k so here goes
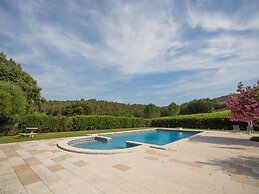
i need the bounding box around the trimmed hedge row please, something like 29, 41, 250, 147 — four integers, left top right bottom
151, 112, 249, 130
13, 114, 150, 134
4, 111, 258, 135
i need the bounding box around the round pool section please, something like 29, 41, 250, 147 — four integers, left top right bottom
57, 129, 201, 154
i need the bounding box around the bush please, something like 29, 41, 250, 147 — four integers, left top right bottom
6, 111, 258, 136
12, 114, 150, 134
0, 81, 27, 135
15, 114, 76, 133
151, 111, 249, 130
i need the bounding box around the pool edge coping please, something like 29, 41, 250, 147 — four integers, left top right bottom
57, 128, 203, 154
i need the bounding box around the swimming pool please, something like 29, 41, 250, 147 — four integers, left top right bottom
69, 129, 200, 150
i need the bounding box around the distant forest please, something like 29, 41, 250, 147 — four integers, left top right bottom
30, 97, 227, 118
31, 99, 146, 117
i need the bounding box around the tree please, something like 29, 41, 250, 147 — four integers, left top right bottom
144, 104, 160, 118
167, 102, 180, 116
226, 82, 259, 132
0, 81, 27, 115
63, 102, 92, 116
0, 51, 41, 104
160, 106, 168, 117
160, 102, 180, 117
0, 81, 27, 134
180, 99, 215, 114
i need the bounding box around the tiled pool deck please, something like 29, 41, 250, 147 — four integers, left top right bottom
0, 131, 259, 194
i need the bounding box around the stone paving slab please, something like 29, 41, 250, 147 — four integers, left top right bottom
0, 131, 259, 194
14, 164, 41, 186
113, 164, 131, 171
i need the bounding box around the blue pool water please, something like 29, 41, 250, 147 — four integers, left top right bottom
70, 129, 200, 150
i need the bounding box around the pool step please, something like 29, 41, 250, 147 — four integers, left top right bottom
95, 135, 111, 142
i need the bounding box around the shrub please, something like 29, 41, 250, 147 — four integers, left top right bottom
151, 111, 250, 130
7, 111, 257, 136
12, 114, 149, 134
0, 81, 27, 135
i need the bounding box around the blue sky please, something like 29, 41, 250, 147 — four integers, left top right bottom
0, 0, 259, 106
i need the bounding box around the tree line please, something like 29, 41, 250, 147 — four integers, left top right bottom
29, 97, 225, 118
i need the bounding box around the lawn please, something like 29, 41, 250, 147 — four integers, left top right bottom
0, 127, 150, 144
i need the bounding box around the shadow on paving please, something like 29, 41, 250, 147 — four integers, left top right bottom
211, 146, 247, 150
190, 135, 259, 147
197, 156, 259, 180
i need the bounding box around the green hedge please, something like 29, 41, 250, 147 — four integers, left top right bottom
14, 114, 73, 133
151, 112, 249, 130
3, 111, 258, 135
13, 114, 150, 134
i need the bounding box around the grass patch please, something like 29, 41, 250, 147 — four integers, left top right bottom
0, 127, 150, 144
250, 136, 259, 142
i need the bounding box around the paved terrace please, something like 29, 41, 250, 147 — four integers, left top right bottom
0, 131, 259, 194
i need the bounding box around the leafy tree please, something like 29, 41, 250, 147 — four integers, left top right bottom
144, 104, 160, 118
63, 102, 92, 116
167, 102, 180, 116
0, 51, 41, 104
160, 106, 168, 117
0, 81, 27, 134
180, 98, 215, 114
160, 102, 180, 117
226, 82, 259, 132
0, 81, 27, 115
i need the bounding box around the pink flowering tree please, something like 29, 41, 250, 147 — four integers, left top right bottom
226, 82, 259, 132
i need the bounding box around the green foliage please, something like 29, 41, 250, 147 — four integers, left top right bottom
167, 102, 180, 116
0, 82, 28, 135
31, 99, 145, 117
5, 111, 259, 136
144, 104, 160, 118
151, 111, 249, 130
13, 114, 150, 134
63, 102, 92, 116
0, 81, 27, 115
0, 52, 41, 104
29, 97, 227, 118
160, 102, 180, 117
15, 114, 73, 133
160, 106, 168, 117
180, 98, 216, 114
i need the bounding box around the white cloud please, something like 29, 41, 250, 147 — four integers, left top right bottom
89, 1, 179, 75
186, 2, 259, 31
0, 0, 259, 103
